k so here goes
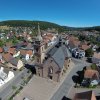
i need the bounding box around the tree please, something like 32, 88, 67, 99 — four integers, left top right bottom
85, 48, 94, 57
0, 40, 4, 47
91, 64, 97, 70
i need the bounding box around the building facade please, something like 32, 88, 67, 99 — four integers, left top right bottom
34, 25, 72, 82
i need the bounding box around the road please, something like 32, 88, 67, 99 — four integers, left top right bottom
50, 58, 91, 100
0, 68, 29, 100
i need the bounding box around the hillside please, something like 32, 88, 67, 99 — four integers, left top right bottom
0, 20, 100, 32
0, 20, 75, 32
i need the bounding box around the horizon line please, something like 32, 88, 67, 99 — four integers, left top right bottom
0, 19, 99, 28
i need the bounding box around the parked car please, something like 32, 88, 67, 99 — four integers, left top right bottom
91, 80, 98, 86
81, 78, 90, 87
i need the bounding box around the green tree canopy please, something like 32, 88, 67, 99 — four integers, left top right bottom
85, 48, 94, 57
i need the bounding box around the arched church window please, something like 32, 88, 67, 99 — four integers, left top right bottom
49, 67, 53, 74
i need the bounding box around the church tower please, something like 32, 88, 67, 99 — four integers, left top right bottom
34, 23, 45, 64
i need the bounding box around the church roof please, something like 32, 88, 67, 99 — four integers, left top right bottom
52, 47, 65, 69
47, 41, 71, 69
36, 23, 43, 41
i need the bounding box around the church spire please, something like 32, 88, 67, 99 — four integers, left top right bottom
37, 23, 43, 41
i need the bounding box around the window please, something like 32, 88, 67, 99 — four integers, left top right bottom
42, 47, 44, 51
48, 67, 53, 74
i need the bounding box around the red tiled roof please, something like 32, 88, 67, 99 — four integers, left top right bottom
20, 50, 26, 56
84, 69, 99, 79
80, 44, 90, 50
20, 49, 33, 56
26, 50, 33, 56
42, 33, 55, 43
2, 53, 13, 62
8, 47, 16, 54
69, 36, 78, 41
0, 47, 3, 53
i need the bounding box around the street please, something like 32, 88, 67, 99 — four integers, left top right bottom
0, 68, 29, 100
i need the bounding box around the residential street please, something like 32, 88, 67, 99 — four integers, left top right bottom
0, 68, 29, 100
50, 58, 91, 100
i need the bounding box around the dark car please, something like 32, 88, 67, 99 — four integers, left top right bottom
81, 78, 90, 87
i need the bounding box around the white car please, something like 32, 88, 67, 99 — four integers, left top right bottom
91, 80, 98, 86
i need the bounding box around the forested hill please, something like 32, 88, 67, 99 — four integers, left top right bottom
0, 20, 73, 32
0, 20, 100, 32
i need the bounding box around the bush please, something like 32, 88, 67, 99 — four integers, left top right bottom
91, 64, 97, 70
89, 85, 97, 88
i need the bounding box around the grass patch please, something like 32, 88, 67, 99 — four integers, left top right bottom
88, 85, 97, 89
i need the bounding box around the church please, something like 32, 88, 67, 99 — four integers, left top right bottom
34, 24, 72, 82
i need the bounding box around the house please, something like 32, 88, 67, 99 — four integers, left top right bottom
26, 43, 33, 49
8, 58, 24, 70
2, 53, 23, 69
0, 54, 4, 63
27, 34, 32, 42
0, 67, 14, 86
73, 91, 96, 100
20, 49, 34, 61
72, 48, 85, 58
2, 53, 13, 62
42, 33, 57, 47
92, 52, 100, 64
0, 47, 3, 53
79, 44, 90, 51
8, 47, 16, 55
68, 37, 80, 52
0, 54, 2, 61
84, 69, 99, 80
15, 41, 28, 49
13, 51, 21, 58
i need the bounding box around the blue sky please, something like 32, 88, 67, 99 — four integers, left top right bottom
0, 0, 100, 27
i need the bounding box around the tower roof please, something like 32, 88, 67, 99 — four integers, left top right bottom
37, 23, 43, 41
